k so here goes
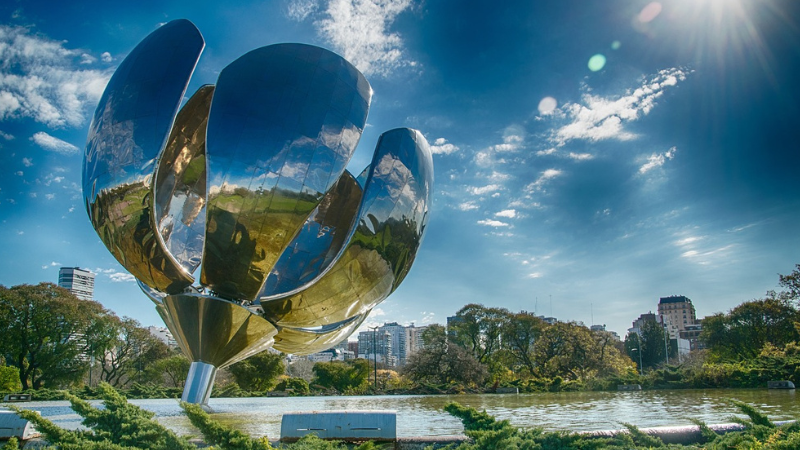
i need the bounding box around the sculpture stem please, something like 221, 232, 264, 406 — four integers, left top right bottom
182, 361, 217, 405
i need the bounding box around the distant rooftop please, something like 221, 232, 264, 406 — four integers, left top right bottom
659, 295, 692, 304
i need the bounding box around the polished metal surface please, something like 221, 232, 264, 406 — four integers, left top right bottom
201, 43, 372, 302
154, 85, 214, 275
83, 19, 432, 404
159, 293, 277, 368
182, 361, 217, 405
83, 19, 204, 293
259, 128, 434, 328
273, 312, 368, 355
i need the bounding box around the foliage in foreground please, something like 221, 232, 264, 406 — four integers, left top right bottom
5, 382, 800, 450
2, 382, 382, 450
441, 401, 800, 450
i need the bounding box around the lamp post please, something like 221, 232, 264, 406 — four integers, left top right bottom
632, 333, 644, 374
369, 326, 379, 392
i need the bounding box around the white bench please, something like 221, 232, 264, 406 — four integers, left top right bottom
280, 410, 396, 441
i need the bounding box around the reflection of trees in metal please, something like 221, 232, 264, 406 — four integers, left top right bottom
82, 19, 433, 404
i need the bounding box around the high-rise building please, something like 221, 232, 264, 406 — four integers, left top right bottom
657, 295, 697, 333
357, 328, 393, 365
147, 326, 177, 347
406, 324, 427, 356
58, 267, 95, 301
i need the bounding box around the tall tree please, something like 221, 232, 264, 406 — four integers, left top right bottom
312, 359, 370, 392
402, 324, 488, 386
501, 312, 546, 375
701, 297, 800, 360
448, 304, 508, 364
0, 283, 108, 389
92, 317, 170, 387
624, 320, 668, 371
227, 350, 285, 391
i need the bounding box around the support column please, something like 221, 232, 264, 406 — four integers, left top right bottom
182, 361, 217, 405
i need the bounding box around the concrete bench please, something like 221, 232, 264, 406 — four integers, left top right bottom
280, 410, 396, 442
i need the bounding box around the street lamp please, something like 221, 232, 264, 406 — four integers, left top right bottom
369, 326, 379, 392
633, 334, 644, 374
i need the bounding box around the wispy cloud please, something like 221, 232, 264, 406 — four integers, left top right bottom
30, 132, 79, 155
551, 68, 688, 146
0, 130, 14, 140
495, 209, 517, 218
477, 219, 509, 227
469, 184, 502, 195
40, 261, 61, 269
303, 0, 416, 76
0, 25, 112, 128
458, 201, 479, 211
430, 137, 459, 155
22, 157, 32, 167
524, 169, 562, 193
109, 272, 136, 282
639, 146, 677, 174
286, 0, 318, 20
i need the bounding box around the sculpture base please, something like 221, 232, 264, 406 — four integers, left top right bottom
182, 361, 217, 405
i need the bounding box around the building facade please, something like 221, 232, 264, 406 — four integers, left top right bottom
657, 295, 697, 332
58, 267, 96, 301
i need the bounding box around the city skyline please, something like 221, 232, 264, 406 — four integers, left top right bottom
1, 0, 799, 338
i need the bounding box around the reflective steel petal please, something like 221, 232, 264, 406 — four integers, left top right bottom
154, 85, 214, 275
83, 19, 204, 293
272, 312, 368, 355
259, 170, 362, 298
158, 293, 278, 368
259, 128, 433, 328
201, 44, 372, 302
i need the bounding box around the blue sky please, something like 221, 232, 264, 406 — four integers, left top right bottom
1, 0, 799, 339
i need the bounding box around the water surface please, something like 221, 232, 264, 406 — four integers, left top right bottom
5, 389, 797, 438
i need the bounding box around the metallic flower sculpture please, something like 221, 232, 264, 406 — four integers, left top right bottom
82, 19, 433, 405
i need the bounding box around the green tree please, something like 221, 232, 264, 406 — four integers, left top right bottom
87, 316, 170, 387
402, 324, 488, 386
701, 297, 800, 360
0, 283, 110, 389
312, 359, 370, 392
0, 364, 22, 391
624, 320, 668, 371
500, 312, 546, 375
448, 304, 508, 364
144, 354, 191, 388
227, 351, 285, 392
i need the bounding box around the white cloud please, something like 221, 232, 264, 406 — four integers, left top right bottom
458, 201, 479, 211
0, 130, 14, 140
488, 171, 510, 181
287, 0, 319, 20
15, 170, 23, 176
551, 68, 688, 146
109, 272, 136, 282
524, 168, 562, 192
495, 209, 517, 218
526, 272, 542, 279
315, 0, 415, 76
45, 193, 55, 200
0, 25, 112, 127
477, 219, 509, 227
430, 137, 459, 155
30, 132, 79, 155
639, 146, 677, 174
79, 53, 96, 65
100, 52, 113, 63
22, 157, 32, 166
469, 184, 502, 195
568, 152, 593, 161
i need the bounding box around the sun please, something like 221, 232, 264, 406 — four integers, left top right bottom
637, 0, 786, 85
